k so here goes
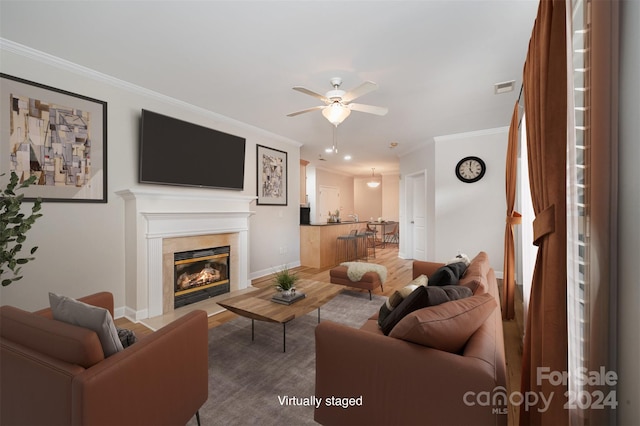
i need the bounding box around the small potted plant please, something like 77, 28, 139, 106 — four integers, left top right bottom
273, 265, 299, 297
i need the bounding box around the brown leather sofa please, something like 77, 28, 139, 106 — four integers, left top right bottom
0, 292, 209, 426
315, 252, 507, 426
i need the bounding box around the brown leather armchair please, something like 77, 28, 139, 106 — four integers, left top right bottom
0, 292, 209, 426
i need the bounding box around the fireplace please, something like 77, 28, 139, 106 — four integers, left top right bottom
174, 246, 230, 308
117, 188, 253, 320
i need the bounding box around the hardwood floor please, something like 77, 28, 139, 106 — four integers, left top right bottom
115, 245, 523, 425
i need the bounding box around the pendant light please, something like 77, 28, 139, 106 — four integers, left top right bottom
367, 168, 380, 188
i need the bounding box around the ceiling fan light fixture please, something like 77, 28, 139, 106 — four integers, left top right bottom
322, 102, 351, 126
367, 168, 380, 188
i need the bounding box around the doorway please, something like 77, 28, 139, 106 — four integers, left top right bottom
404, 171, 427, 261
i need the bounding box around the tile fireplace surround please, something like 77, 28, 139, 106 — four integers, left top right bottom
118, 188, 255, 321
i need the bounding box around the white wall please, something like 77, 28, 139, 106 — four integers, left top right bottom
0, 43, 301, 313
398, 128, 507, 270
433, 128, 507, 269
617, 0, 640, 422
354, 177, 382, 222
381, 173, 400, 223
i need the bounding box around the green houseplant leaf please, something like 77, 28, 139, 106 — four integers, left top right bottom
272, 265, 299, 291
1, 172, 43, 286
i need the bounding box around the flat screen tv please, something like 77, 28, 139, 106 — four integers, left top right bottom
139, 109, 246, 190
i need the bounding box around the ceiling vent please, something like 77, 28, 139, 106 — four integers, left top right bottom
494, 80, 516, 94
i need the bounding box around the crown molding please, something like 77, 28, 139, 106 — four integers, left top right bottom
433, 126, 510, 143
0, 38, 302, 148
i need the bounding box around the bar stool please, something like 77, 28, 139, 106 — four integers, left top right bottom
363, 226, 376, 259
335, 229, 358, 264
355, 231, 369, 261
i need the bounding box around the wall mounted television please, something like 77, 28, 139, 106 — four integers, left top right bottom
139, 109, 246, 190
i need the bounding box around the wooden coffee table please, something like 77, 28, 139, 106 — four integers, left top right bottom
217, 279, 341, 352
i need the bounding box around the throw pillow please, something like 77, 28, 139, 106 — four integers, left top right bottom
49, 293, 124, 357
447, 253, 471, 266
379, 285, 472, 335
117, 327, 138, 348
389, 293, 497, 353
428, 262, 468, 286
377, 275, 428, 326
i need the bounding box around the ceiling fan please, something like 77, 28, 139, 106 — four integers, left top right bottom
287, 77, 388, 126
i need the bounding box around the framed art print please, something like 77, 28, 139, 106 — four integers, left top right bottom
257, 144, 287, 205
0, 73, 107, 202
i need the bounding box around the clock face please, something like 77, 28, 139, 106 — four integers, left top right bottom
455, 156, 486, 183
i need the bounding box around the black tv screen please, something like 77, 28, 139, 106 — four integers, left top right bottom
139, 110, 246, 190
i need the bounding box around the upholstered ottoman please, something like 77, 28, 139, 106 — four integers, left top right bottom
329, 263, 386, 300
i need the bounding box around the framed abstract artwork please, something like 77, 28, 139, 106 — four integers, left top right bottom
0, 73, 107, 202
256, 144, 287, 205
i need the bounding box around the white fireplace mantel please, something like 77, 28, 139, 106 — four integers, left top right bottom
117, 188, 255, 320
143, 211, 252, 238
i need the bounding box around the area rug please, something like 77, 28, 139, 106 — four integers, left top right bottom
186, 289, 384, 426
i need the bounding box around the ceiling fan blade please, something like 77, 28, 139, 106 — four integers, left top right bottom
286, 105, 325, 117
348, 103, 389, 116
292, 86, 329, 103
341, 81, 378, 103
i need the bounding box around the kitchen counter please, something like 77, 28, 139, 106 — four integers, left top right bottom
301, 221, 368, 226
300, 221, 369, 268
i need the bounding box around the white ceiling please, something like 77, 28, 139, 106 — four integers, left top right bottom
0, 0, 539, 177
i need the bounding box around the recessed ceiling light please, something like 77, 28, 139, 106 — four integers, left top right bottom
494, 80, 516, 94
325, 148, 334, 153
343, 155, 352, 160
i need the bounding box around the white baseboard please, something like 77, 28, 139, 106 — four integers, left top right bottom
117, 306, 148, 322
250, 260, 302, 281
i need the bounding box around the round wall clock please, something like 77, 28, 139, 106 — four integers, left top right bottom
455, 156, 486, 183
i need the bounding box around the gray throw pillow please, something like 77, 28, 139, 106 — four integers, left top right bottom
49, 292, 124, 357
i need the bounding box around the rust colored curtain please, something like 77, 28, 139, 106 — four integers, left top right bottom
520, 0, 568, 424
502, 102, 522, 320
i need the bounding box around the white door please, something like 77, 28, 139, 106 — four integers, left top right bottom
318, 185, 340, 223
406, 171, 427, 260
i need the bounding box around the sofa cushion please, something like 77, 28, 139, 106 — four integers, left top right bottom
0, 305, 105, 368
458, 251, 491, 294
379, 285, 471, 335
377, 275, 427, 326
49, 293, 124, 357
389, 293, 497, 353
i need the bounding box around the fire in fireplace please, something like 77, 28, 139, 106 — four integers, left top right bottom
174, 246, 230, 308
